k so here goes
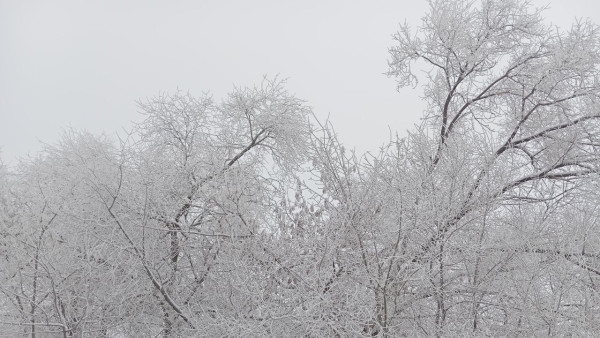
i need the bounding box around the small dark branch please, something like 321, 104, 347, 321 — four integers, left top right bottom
183, 245, 220, 306
261, 245, 309, 288
244, 108, 254, 140
415, 52, 448, 72
494, 247, 600, 276
106, 207, 195, 329
502, 115, 600, 152
227, 128, 270, 167
496, 103, 542, 157
323, 263, 345, 294
500, 166, 593, 196
166, 222, 180, 264
108, 164, 124, 211
444, 54, 542, 143
142, 224, 254, 238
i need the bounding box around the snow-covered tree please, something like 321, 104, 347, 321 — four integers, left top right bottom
1, 1, 600, 337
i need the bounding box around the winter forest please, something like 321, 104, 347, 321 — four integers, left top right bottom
2, 0, 600, 336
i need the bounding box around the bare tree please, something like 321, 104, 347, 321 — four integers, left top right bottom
361, 0, 600, 335
2, 1, 600, 336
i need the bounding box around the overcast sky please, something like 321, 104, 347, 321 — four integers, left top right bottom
1, 0, 599, 167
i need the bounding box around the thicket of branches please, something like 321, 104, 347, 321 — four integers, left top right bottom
2, 0, 600, 336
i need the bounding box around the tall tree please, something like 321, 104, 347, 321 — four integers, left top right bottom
2, 1, 600, 337
366, 0, 600, 335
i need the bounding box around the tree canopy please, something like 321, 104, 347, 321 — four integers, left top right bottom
2, 0, 600, 337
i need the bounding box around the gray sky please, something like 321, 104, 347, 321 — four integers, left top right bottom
1, 0, 599, 167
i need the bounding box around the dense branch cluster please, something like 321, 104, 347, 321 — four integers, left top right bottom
1, 1, 600, 336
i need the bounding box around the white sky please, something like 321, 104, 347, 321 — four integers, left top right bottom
1, 0, 599, 167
